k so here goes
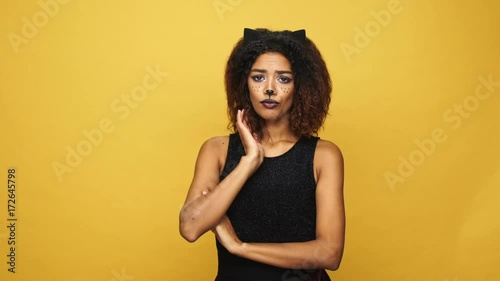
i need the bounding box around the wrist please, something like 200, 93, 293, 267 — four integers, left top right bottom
240, 155, 262, 173
233, 241, 248, 257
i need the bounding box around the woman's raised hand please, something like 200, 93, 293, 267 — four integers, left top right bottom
236, 109, 264, 171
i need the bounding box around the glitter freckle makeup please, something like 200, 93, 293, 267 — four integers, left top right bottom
281, 87, 290, 93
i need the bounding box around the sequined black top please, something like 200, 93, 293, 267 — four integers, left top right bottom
215, 133, 330, 281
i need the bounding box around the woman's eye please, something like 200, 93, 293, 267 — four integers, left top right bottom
251, 75, 265, 82
278, 76, 292, 83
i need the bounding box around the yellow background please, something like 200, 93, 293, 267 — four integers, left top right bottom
1, 0, 499, 280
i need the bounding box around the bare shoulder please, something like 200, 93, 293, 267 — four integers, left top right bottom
314, 139, 344, 182
201, 135, 230, 150
315, 139, 343, 162
199, 135, 231, 174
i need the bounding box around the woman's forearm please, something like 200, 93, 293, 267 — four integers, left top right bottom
234, 239, 343, 271
179, 156, 258, 242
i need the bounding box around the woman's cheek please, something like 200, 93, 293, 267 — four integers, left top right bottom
250, 85, 261, 95
280, 86, 293, 95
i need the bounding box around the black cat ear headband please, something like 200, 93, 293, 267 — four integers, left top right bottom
243, 28, 306, 44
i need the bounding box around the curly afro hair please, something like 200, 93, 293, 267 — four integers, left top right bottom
225, 28, 332, 138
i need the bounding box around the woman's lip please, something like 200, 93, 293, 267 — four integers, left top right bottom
260, 99, 279, 104
261, 102, 279, 109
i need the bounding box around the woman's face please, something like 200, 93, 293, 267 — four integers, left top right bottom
247, 52, 294, 123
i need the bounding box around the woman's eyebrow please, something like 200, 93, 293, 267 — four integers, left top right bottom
250, 68, 267, 73
250, 69, 293, 75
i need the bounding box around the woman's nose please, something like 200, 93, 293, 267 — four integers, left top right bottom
266, 89, 275, 96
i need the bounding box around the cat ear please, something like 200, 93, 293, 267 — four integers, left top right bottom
243, 28, 261, 44
291, 29, 306, 42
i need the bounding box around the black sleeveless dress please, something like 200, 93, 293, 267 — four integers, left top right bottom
215, 133, 331, 281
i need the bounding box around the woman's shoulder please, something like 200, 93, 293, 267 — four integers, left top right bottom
315, 139, 343, 162
313, 139, 344, 184
200, 135, 231, 152
198, 135, 232, 174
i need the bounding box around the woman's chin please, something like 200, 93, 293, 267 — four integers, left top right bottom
257, 112, 289, 123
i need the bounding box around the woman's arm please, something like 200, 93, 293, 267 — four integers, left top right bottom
214, 140, 345, 270
179, 109, 264, 242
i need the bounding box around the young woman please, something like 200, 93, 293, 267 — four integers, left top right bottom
179, 28, 345, 281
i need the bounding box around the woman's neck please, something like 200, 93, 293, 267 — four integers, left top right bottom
259, 119, 298, 145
